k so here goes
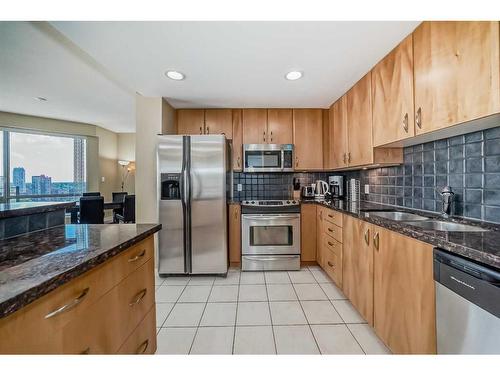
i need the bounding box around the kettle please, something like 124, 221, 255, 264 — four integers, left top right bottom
314, 180, 329, 198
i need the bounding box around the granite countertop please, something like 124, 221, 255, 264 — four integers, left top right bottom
0, 201, 76, 219
0, 223, 161, 319
302, 198, 500, 270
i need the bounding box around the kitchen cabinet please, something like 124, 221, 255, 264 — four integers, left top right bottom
373, 226, 436, 354
372, 35, 415, 146
242, 109, 268, 144
204, 109, 233, 137
315, 205, 343, 287
322, 109, 331, 169
292, 109, 323, 170
267, 109, 293, 144
300, 204, 317, 262
413, 21, 500, 135
232, 109, 243, 171
342, 214, 374, 325
177, 109, 205, 135
228, 203, 241, 264
330, 96, 348, 169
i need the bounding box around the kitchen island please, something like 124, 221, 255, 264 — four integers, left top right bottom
0, 223, 161, 354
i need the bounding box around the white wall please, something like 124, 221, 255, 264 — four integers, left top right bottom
117, 133, 136, 194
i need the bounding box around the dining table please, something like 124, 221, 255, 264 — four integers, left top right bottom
66, 201, 123, 223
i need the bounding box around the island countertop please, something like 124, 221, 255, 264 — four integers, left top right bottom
0, 223, 161, 319
0, 201, 76, 220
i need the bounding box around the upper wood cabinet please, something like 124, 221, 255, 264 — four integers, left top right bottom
373, 226, 436, 354
330, 96, 348, 169
413, 21, 500, 135
232, 109, 243, 171
292, 109, 323, 170
177, 109, 205, 135
372, 35, 415, 146
242, 109, 267, 144
267, 109, 293, 144
204, 109, 233, 138
346, 72, 374, 167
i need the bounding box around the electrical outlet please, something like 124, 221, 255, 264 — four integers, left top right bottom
237, 183, 242, 192
101, 176, 105, 183
364, 184, 370, 194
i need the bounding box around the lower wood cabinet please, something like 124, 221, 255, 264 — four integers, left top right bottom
228, 203, 241, 264
316, 205, 343, 287
300, 204, 317, 262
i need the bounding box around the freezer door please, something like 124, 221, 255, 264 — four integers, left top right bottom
190, 135, 228, 274
157, 136, 186, 275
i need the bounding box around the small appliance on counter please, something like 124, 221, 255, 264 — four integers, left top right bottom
293, 177, 301, 200
348, 178, 360, 202
328, 175, 344, 199
314, 180, 329, 199
301, 185, 315, 198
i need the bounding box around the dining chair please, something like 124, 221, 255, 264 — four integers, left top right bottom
116, 195, 135, 223
79, 196, 104, 224
82, 192, 101, 197
112, 192, 128, 223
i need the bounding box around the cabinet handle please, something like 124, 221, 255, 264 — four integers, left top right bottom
237, 156, 241, 167
129, 288, 148, 307
199, 126, 203, 134
343, 153, 347, 164
327, 241, 334, 246
327, 227, 333, 233
295, 157, 299, 167
373, 232, 380, 251
207, 126, 210, 134
403, 113, 409, 133
263, 131, 266, 142
44, 287, 90, 319
128, 249, 146, 262
416, 107, 422, 129
364, 228, 370, 245
270, 131, 273, 143
136, 339, 149, 354
328, 214, 333, 218
347, 152, 351, 163
327, 261, 334, 268
81, 347, 90, 355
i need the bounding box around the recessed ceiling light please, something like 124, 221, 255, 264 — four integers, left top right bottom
35, 96, 47, 101
165, 70, 185, 80
285, 71, 303, 81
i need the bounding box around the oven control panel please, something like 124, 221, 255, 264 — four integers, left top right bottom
241, 199, 299, 207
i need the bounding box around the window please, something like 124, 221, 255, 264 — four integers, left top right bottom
1, 129, 86, 203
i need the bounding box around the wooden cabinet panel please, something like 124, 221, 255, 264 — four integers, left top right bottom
232, 109, 243, 171
118, 306, 156, 354
205, 109, 233, 138
316, 206, 325, 268
323, 245, 342, 287
322, 221, 342, 243
242, 109, 267, 144
346, 72, 373, 166
228, 203, 241, 264
300, 204, 317, 262
373, 226, 436, 354
177, 109, 205, 135
372, 35, 415, 146
322, 109, 331, 169
330, 97, 348, 169
293, 109, 323, 170
342, 215, 374, 325
267, 109, 293, 144
323, 208, 343, 227
413, 21, 500, 134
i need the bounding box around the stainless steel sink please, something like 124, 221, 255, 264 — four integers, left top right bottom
407, 220, 488, 232
367, 211, 430, 221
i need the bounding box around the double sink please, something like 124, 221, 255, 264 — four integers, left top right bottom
364, 210, 488, 232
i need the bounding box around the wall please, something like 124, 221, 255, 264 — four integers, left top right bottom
95, 126, 119, 201
117, 133, 136, 194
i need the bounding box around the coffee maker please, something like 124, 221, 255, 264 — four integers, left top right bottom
328, 176, 344, 199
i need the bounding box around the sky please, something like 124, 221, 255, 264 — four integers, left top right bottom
9, 132, 75, 182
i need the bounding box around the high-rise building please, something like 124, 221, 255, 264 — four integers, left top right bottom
32, 175, 52, 195
12, 167, 26, 193
74, 138, 86, 192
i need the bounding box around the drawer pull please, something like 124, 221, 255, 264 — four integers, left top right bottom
327, 261, 334, 268
328, 214, 333, 218
327, 228, 333, 232
129, 288, 148, 307
44, 287, 90, 319
136, 339, 149, 354
81, 347, 90, 355
364, 229, 370, 245
327, 241, 334, 246
373, 232, 380, 251
128, 250, 146, 262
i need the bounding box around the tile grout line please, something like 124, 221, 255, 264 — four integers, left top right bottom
158, 278, 191, 329
264, 271, 278, 355
344, 322, 367, 355
231, 269, 241, 354
187, 277, 216, 354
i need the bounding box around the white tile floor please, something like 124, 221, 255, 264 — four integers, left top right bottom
154, 266, 391, 355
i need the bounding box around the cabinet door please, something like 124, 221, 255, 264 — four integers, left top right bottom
242, 109, 267, 144
316, 206, 325, 267
347, 73, 373, 166
267, 109, 293, 144
330, 96, 348, 169
373, 226, 436, 354
372, 35, 415, 146
177, 109, 205, 135
205, 109, 233, 138
292, 109, 323, 170
413, 21, 500, 134
342, 215, 374, 325
300, 204, 317, 262
228, 204, 241, 264
232, 109, 243, 171
322, 109, 331, 169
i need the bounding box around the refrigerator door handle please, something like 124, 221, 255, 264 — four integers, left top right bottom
181, 136, 192, 274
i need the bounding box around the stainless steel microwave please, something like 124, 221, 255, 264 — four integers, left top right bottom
243, 144, 294, 172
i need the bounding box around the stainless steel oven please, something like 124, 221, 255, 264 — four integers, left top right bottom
243, 144, 294, 172
241, 200, 300, 271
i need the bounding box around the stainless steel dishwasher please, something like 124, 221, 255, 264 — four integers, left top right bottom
433, 248, 500, 354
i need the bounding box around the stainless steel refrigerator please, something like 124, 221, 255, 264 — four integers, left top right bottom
157, 135, 228, 275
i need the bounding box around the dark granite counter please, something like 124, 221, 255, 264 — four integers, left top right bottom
0, 201, 75, 220
0, 223, 161, 319
302, 198, 500, 270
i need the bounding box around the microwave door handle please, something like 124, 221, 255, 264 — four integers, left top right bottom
281, 149, 285, 171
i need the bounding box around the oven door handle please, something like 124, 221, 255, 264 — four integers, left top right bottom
243, 256, 299, 261
242, 214, 300, 220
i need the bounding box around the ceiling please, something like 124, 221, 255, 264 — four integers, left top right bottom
1, 21, 420, 133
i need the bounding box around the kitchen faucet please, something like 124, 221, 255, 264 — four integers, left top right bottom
437, 186, 455, 217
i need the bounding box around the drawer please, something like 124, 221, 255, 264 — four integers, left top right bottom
324, 209, 343, 227
118, 306, 157, 354
323, 220, 343, 243
62, 258, 155, 354
323, 237, 342, 258
241, 255, 300, 271
322, 246, 342, 288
